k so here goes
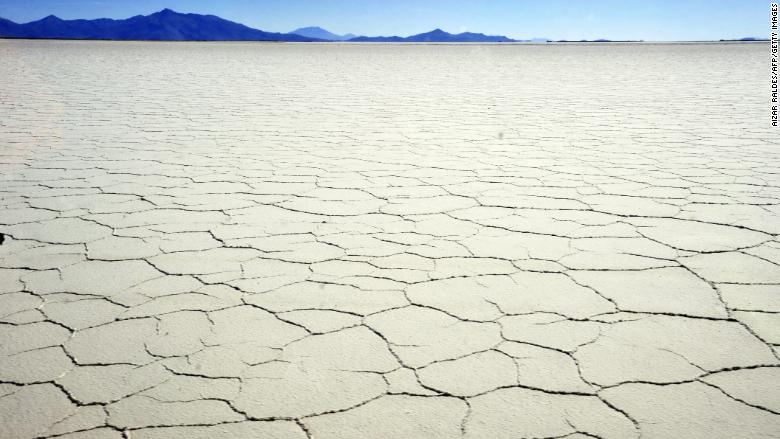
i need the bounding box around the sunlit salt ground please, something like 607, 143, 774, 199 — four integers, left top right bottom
0, 40, 778, 438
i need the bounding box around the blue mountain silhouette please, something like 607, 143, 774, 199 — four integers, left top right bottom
292, 26, 355, 41
0, 9, 518, 42
349, 28, 515, 42
0, 9, 320, 41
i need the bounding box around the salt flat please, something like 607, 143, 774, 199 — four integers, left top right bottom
0, 40, 778, 438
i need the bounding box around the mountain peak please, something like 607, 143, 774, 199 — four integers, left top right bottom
351, 27, 515, 42
40, 15, 62, 21
292, 26, 353, 41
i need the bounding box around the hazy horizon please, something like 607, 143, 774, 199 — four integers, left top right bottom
0, 0, 770, 42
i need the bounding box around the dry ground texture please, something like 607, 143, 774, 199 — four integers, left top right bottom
0, 40, 779, 438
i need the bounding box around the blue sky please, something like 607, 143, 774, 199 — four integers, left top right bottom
0, 0, 770, 40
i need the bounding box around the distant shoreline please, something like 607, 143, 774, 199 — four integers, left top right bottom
0, 37, 769, 44
1, 9, 767, 44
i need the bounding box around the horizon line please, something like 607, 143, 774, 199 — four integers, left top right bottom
0, 8, 768, 43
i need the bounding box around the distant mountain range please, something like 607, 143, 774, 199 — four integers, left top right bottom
719, 37, 769, 41
349, 28, 515, 42
0, 9, 319, 41
292, 26, 355, 41
0, 9, 520, 42
0, 9, 762, 43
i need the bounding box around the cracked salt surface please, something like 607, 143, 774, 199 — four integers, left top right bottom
0, 39, 778, 438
